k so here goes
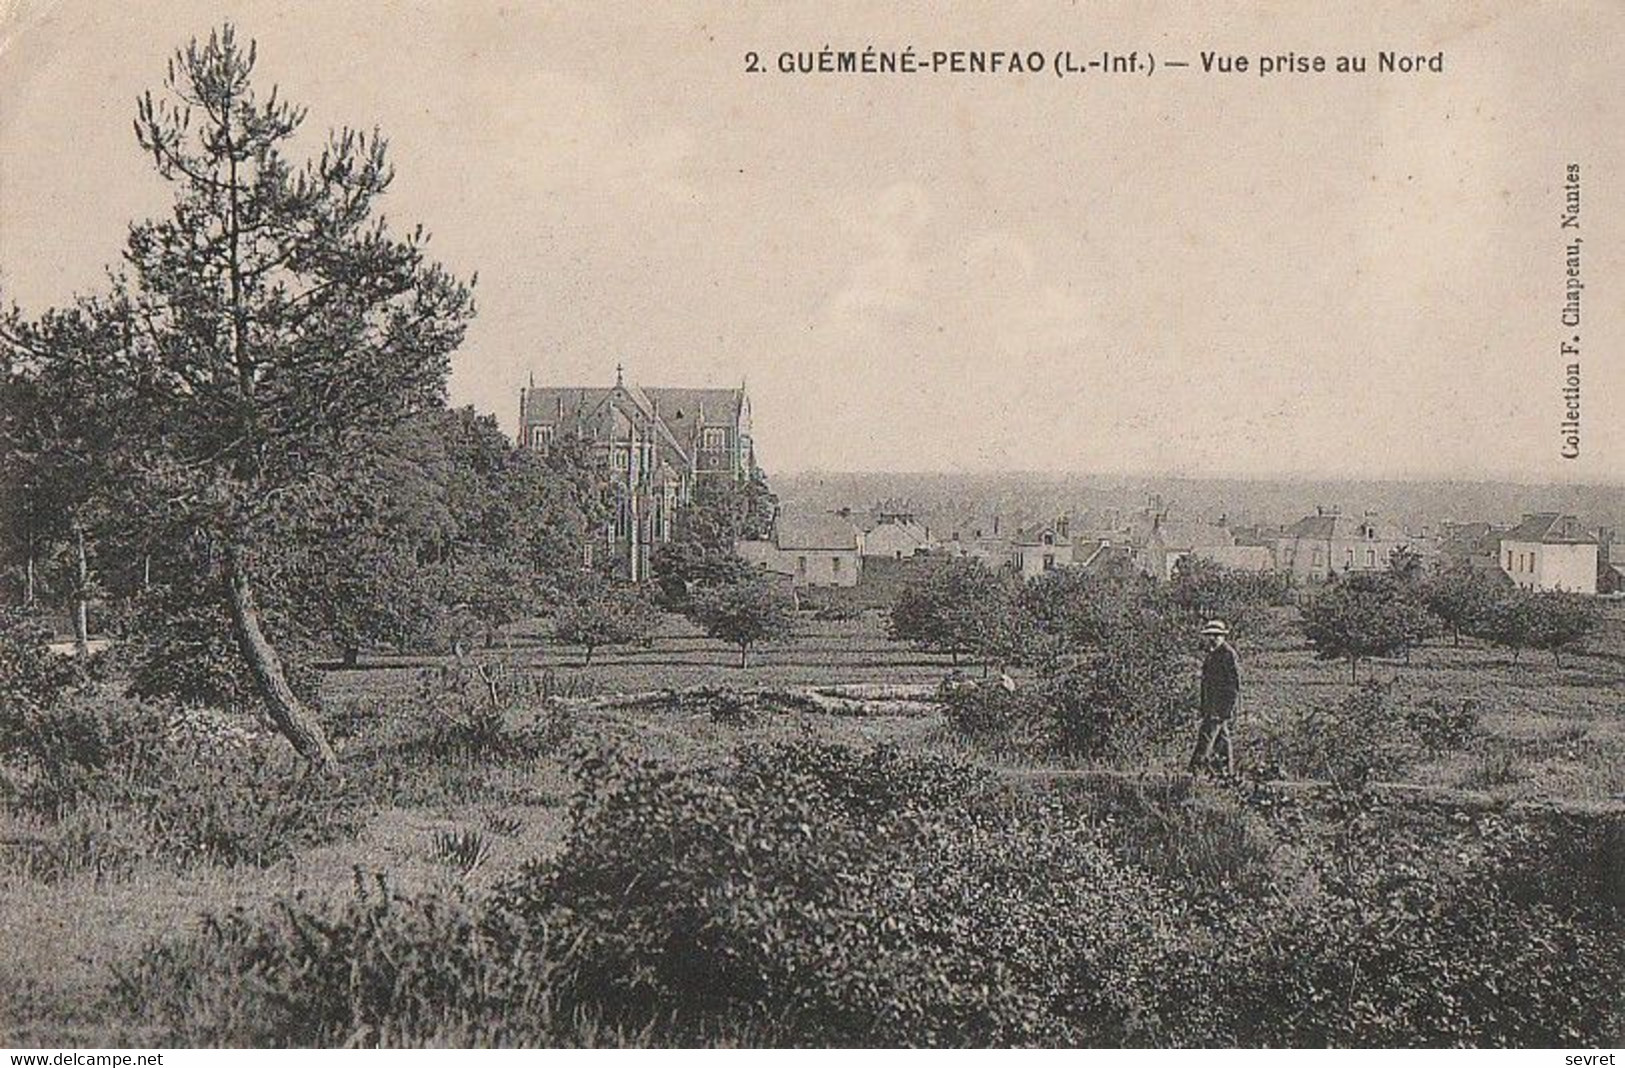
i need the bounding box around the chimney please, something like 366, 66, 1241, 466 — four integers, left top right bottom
1056, 513, 1070, 539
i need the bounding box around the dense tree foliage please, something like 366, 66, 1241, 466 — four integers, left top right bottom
1163, 555, 1289, 639
686, 572, 797, 667
552, 577, 660, 665
1481, 588, 1602, 666
888, 557, 1020, 667
1301, 575, 1439, 681
0, 28, 604, 765
1419, 565, 1506, 645
651, 471, 776, 604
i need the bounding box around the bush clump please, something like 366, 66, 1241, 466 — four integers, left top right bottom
114, 875, 580, 1047
4, 684, 363, 871
108, 742, 1625, 1047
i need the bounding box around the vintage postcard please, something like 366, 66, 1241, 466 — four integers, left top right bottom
1, 0, 1621, 1054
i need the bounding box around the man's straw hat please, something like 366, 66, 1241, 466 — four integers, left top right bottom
1200, 620, 1230, 636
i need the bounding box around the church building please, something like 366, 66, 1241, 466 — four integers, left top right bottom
517, 367, 754, 580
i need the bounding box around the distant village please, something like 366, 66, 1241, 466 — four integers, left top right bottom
516, 372, 1621, 599
737, 498, 1620, 597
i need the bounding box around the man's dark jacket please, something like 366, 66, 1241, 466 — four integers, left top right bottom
1200, 642, 1241, 718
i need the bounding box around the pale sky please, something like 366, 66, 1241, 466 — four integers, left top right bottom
2, 0, 1621, 482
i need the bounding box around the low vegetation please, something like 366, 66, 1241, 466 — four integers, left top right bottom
104, 744, 1624, 1047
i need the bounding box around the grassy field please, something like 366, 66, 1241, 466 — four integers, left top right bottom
2, 603, 1622, 1045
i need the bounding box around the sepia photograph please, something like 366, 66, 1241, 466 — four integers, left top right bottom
0, 0, 1621, 1053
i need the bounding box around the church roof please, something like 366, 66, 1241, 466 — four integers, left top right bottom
642, 387, 745, 444
521, 381, 745, 466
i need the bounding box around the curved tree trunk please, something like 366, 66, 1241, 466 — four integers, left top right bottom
225, 547, 338, 771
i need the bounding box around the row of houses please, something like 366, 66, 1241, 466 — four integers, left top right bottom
737, 497, 1620, 595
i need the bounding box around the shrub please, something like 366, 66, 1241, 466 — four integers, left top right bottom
493, 742, 1192, 1045
939, 674, 1037, 741
106, 743, 1625, 1047
126, 739, 365, 867
4, 688, 364, 868
1041, 612, 1195, 760
1194, 802, 1625, 1047
1253, 681, 1422, 786
113, 876, 580, 1047
413, 660, 575, 762
1, 688, 172, 811
1403, 695, 1482, 753
0, 608, 85, 732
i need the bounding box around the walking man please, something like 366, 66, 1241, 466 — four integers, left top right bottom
1189, 619, 1241, 777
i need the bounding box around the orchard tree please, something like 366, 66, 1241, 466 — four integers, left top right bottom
55, 27, 475, 767
553, 579, 661, 665
1484, 589, 1601, 666
1421, 565, 1505, 646
1520, 591, 1603, 666
687, 572, 796, 668
889, 557, 1018, 667
1302, 578, 1439, 681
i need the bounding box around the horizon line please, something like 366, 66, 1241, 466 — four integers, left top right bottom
762, 468, 1625, 490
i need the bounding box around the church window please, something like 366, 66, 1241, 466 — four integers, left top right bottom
702, 428, 727, 450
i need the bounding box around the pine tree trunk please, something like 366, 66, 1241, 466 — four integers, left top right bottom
73, 525, 90, 657
25, 553, 36, 606
225, 547, 337, 771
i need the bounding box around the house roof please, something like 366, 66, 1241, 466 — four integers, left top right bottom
1438, 522, 1504, 558
1282, 513, 1402, 541
867, 518, 930, 544
1011, 524, 1072, 548
1151, 521, 1235, 550
1501, 513, 1597, 545
776, 510, 861, 551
